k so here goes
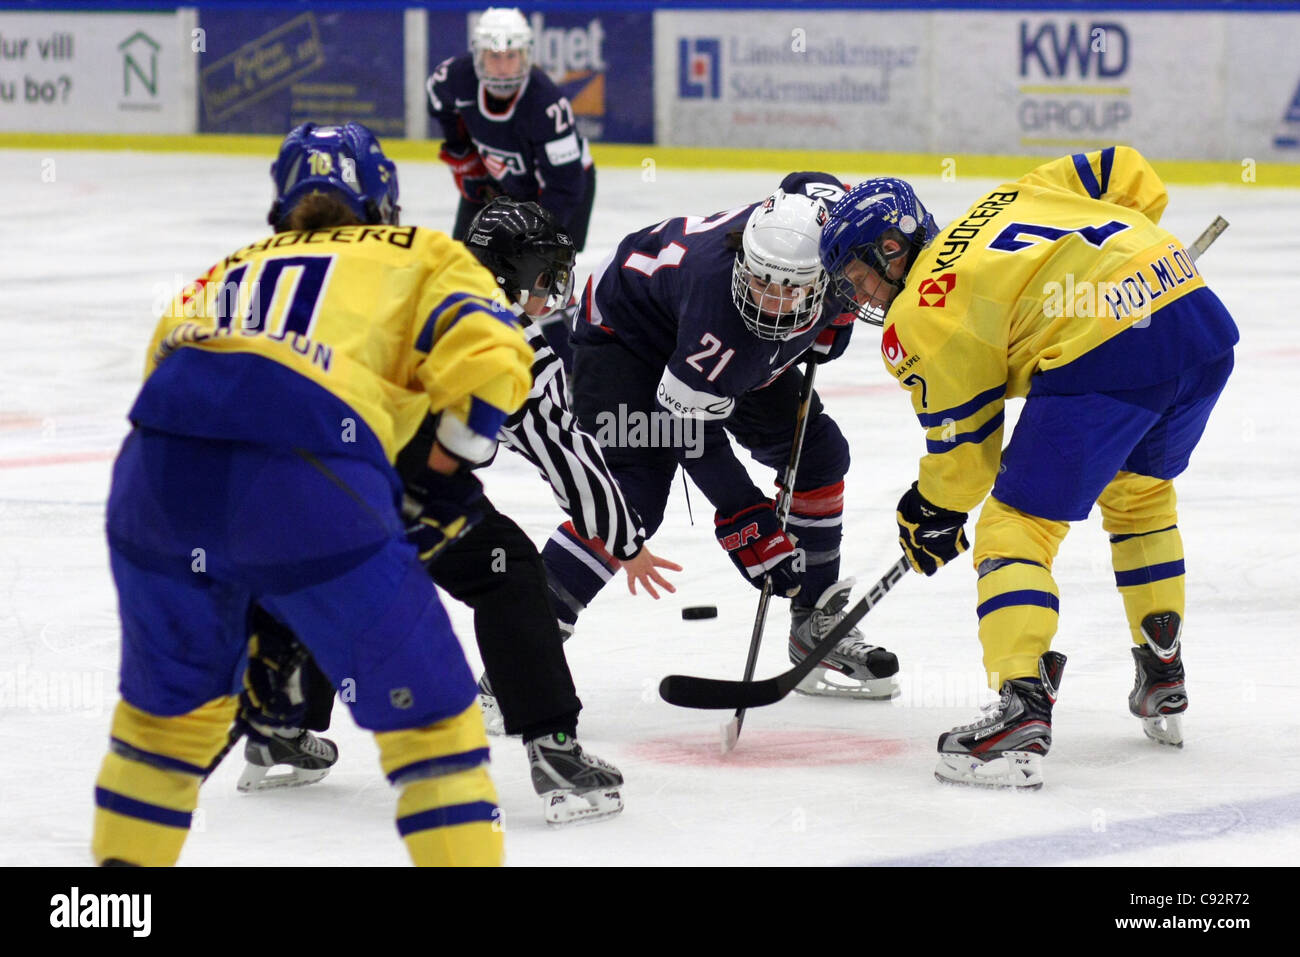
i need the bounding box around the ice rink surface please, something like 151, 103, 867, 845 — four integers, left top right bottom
2, 148, 1297, 867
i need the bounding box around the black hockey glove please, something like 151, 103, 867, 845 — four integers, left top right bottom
896, 481, 968, 576
242, 607, 311, 733
403, 467, 486, 565
715, 501, 803, 598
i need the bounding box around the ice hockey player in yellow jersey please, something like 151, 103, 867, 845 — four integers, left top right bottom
819, 147, 1238, 789
93, 122, 532, 865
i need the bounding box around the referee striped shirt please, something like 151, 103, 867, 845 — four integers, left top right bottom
500, 312, 645, 561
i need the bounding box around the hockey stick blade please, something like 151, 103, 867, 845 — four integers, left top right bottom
660, 671, 787, 710
1188, 216, 1227, 262
659, 557, 910, 710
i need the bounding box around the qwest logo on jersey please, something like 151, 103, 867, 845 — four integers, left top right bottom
678, 38, 721, 99
918, 273, 956, 307
474, 143, 528, 179
881, 325, 907, 366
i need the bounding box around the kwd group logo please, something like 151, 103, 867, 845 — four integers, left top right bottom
1015, 19, 1131, 146
678, 38, 720, 99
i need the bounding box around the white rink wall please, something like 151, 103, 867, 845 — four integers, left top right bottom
4, 2, 1300, 167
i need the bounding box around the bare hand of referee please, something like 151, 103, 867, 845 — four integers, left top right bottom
623, 545, 682, 600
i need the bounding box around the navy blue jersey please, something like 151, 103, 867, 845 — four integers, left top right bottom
576, 172, 851, 420
427, 54, 593, 237
573, 172, 854, 513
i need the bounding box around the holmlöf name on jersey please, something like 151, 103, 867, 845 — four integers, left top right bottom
1043, 243, 1201, 322
1101, 244, 1200, 321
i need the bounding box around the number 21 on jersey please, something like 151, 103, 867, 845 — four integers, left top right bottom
621, 206, 749, 277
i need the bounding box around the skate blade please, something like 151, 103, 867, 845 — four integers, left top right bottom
793, 666, 900, 700
934, 751, 1043, 790
236, 763, 331, 793
541, 788, 624, 827
1141, 714, 1184, 748
478, 694, 506, 737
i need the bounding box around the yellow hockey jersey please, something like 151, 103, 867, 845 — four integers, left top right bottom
882, 146, 1237, 513
130, 225, 534, 468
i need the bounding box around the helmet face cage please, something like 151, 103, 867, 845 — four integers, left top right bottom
730, 256, 828, 341
821, 178, 935, 326
829, 228, 910, 326
730, 190, 831, 341
465, 198, 575, 318
268, 122, 400, 229
472, 7, 533, 98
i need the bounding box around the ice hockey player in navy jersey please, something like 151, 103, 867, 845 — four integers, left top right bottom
427, 7, 595, 369
428, 8, 595, 249
543, 172, 902, 698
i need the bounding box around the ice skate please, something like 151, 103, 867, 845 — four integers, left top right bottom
935, 651, 1065, 790
526, 732, 624, 826
1129, 611, 1186, 748
237, 727, 338, 792
789, 578, 900, 698
477, 674, 506, 736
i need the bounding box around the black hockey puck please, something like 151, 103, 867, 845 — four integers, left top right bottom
682, 605, 718, 620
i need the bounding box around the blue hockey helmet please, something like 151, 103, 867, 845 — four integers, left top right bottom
267, 122, 400, 230
819, 178, 936, 324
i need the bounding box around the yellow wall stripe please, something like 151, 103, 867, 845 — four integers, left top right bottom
3, 133, 1296, 187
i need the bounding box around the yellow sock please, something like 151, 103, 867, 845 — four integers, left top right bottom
375, 702, 503, 867
973, 497, 1069, 687
92, 697, 237, 866
976, 561, 1061, 687
1099, 473, 1185, 645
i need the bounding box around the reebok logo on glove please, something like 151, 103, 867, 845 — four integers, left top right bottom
715, 502, 804, 597
896, 481, 969, 577
720, 522, 761, 551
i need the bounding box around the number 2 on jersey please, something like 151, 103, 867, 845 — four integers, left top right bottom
989, 220, 1129, 253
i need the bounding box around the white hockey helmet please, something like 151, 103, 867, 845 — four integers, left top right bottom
471, 7, 534, 98
731, 190, 831, 341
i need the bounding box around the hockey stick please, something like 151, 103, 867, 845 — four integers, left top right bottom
1189, 216, 1228, 262
721, 360, 819, 750
661, 557, 911, 710
664, 215, 1229, 716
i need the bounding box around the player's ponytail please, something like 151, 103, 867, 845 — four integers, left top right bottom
280, 193, 363, 233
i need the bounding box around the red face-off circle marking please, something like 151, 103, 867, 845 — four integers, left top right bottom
631, 730, 905, 768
